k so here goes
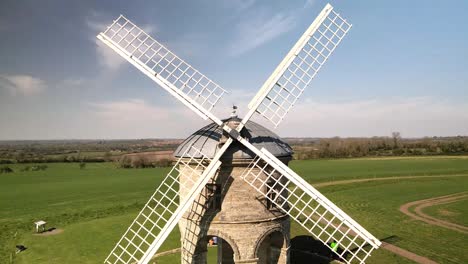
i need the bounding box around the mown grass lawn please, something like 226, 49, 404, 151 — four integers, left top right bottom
290, 156, 468, 183
15, 214, 181, 264
422, 198, 468, 227
0, 162, 170, 222
314, 177, 468, 264
0, 162, 169, 263
2, 156, 467, 263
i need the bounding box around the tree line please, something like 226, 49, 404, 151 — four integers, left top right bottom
1, 135, 467, 166
118, 156, 173, 168
291, 135, 468, 160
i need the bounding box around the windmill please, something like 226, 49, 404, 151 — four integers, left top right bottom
96, 3, 382, 264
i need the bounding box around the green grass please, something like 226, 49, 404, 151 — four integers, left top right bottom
0, 163, 170, 263
2, 156, 468, 263
44, 151, 109, 159
422, 198, 468, 227
0, 162, 170, 222
15, 214, 181, 264
314, 177, 468, 264
290, 156, 468, 183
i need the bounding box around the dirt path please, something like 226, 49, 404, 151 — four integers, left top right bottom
380, 242, 437, 264
33, 228, 64, 236
314, 174, 468, 188
313, 174, 468, 264
399, 192, 468, 234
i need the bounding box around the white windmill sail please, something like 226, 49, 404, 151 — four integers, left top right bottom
244, 3, 352, 127
104, 146, 221, 264
231, 4, 380, 263
96, 3, 381, 264
96, 16, 238, 264
239, 146, 381, 263
97, 15, 227, 121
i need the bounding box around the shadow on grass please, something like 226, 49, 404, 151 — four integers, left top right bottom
290, 235, 402, 264
290, 235, 336, 264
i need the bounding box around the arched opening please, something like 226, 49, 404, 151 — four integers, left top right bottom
290, 235, 337, 263
206, 235, 236, 264
256, 230, 285, 264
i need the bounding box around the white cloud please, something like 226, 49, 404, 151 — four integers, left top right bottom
94, 39, 126, 71
85, 14, 125, 72
2, 94, 466, 139
86, 98, 203, 138
228, 10, 296, 56
303, 0, 316, 8
60, 78, 85, 87
0, 74, 46, 96
84, 96, 468, 138
90, 99, 171, 122
274, 97, 468, 137
85, 16, 106, 33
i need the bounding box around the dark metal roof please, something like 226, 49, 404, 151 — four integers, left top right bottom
174, 117, 293, 159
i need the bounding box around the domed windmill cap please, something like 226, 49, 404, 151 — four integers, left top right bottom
174, 116, 293, 160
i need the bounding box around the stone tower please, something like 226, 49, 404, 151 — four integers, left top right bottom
174, 116, 293, 264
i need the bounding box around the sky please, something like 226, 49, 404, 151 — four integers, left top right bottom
0, 0, 467, 140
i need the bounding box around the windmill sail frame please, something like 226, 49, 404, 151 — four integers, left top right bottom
97, 15, 228, 122
240, 147, 380, 263
96, 3, 381, 264
244, 3, 352, 127
104, 146, 223, 264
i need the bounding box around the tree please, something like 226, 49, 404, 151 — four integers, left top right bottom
155, 158, 172, 167
392, 132, 401, 148
104, 151, 112, 162
0, 166, 13, 173
118, 156, 132, 168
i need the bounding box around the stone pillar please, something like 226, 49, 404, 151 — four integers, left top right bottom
277, 247, 290, 264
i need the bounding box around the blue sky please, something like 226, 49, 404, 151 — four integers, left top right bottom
0, 0, 467, 139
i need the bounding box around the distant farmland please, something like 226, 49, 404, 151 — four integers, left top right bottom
1, 136, 468, 164
1, 156, 467, 263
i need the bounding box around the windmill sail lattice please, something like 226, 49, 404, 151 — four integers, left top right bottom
97, 15, 228, 120
104, 146, 221, 264
246, 3, 351, 127
97, 3, 381, 264
240, 148, 380, 263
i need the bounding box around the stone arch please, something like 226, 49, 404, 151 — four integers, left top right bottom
254, 227, 289, 264
207, 229, 241, 260
254, 227, 289, 254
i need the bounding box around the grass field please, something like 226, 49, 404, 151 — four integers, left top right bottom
422, 198, 468, 227
1, 156, 467, 263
